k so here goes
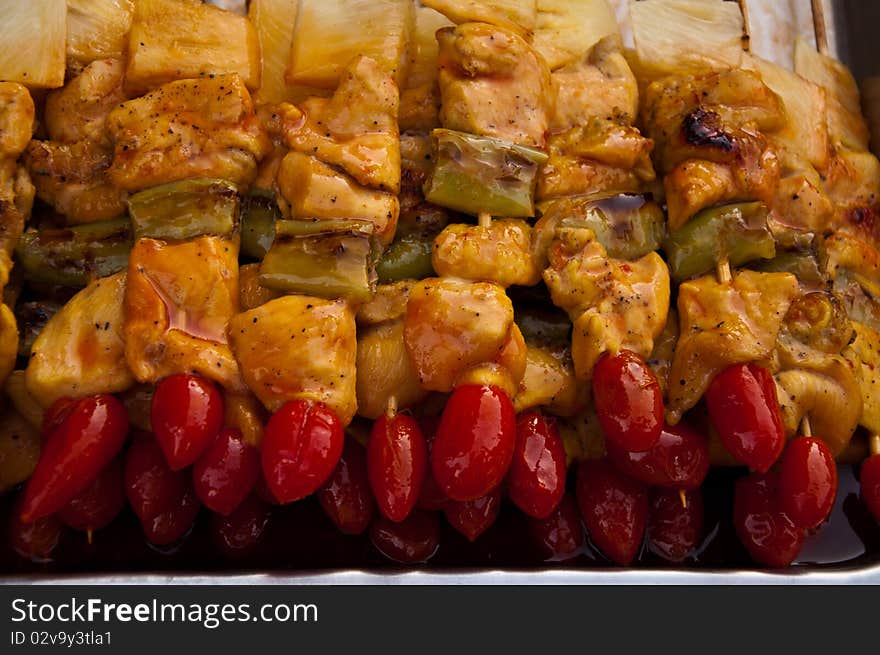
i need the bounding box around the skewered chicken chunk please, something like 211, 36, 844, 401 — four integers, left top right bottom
25, 271, 134, 408
228, 295, 357, 425
403, 277, 519, 392
124, 236, 245, 391
543, 225, 669, 382
436, 22, 553, 148
666, 270, 798, 424
844, 322, 880, 436
107, 74, 271, 192
514, 344, 585, 417
0, 83, 36, 157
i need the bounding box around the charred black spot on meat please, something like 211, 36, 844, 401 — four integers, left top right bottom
682, 108, 733, 151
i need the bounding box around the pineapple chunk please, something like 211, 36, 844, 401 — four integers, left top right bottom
746, 55, 829, 172
534, 0, 620, 71
0, 0, 66, 88
126, 0, 261, 95
630, 0, 745, 79
25, 272, 133, 408
249, 0, 299, 104
421, 0, 537, 36
406, 4, 453, 90
67, 0, 134, 67
287, 0, 413, 89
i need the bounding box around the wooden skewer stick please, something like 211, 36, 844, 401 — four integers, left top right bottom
801, 415, 813, 438
736, 0, 751, 52
478, 212, 492, 228
87, 529, 94, 546
717, 258, 732, 284
870, 434, 880, 457
679, 488, 688, 509
386, 395, 398, 419
811, 0, 830, 56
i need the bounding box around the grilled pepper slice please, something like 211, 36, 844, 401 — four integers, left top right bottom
376, 234, 434, 283
539, 194, 666, 261
128, 178, 239, 241
259, 219, 378, 303
240, 190, 279, 260
423, 129, 548, 218
16, 218, 132, 287
663, 202, 776, 282
751, 250, 824, 286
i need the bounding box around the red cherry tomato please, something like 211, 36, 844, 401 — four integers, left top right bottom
212, 494, 272, 557
734, 472, 805, 568
141, 485, 201, 546
193, 427, 260, 516
59, 457, 125, 533
647, 488, 704, 563
444, 487, 502, 542
21, 394, 129, 522
261, 400, 344, 504
706, 363, 785, 472
370, 510, 440, 563
416, 416, 448, 511
318, 439, 375, 535
10, 496, 62, 562
606, 421, 709, 490
508, 410, 566, 519
151, 374, 224, 470
778, 437, 838, 529
432, 385, 516, 502
41, 397, 76, 439
592, 350, 663, 453
367, 412, 427, 522
860, 454, 880, 522
124, 435, 187, 522
528, 494, 585, 561
576, 458, 648, 566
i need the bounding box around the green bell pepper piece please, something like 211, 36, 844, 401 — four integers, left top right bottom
240, 191, 279, 260
376, 233, 435, 282
128, 178, 239, 241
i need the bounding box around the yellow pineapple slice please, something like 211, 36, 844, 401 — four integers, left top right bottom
249, 0, 309, 104
286, 0, 414, 89
67, 0, 134, 67
126, 0, 261, 95
405, 3, 453, 90
534, 0, 620, 71
421, 0, 537, 36
0, 0, 66, 89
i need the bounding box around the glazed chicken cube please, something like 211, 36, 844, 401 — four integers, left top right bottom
107, 74, 272, 192
404, 277, 516, 392
44, 59, 128, 147
543, 226, 670, 382
843, 322, 880, 436
25, 271, 134, 408
666, 270, 799, 424
431, 218, 541, 287
514, 344, 585, 417
228, 295, 357, 425
0, 83, 35, 158
283, 56, 401, 194
23, 139, 128, 224
124, 236, 244, 391
436, 22, 553, 148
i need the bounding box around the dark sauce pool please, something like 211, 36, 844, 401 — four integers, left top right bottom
1, 466, 878, 577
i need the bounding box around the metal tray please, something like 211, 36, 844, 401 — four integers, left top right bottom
4, 0, 880, 585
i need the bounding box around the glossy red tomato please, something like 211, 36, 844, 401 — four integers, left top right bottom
432, 385, 516, 501
860, 454, 880, 522
606, 421, 709, 490
529, 494, 585, 561
21, 394, 129, 522
261, 399, 344, 504
212, 494, 272, 557
10, 496, 62, 562
443, 487, 502, 542
41, 396, 76, 439
508, 410, 566, 519
367, 412, 427, 522
370, 510, 440, 563
124, 434, 187, 522
193, 427, 260, 516
576, 458, 648, 566
141, 485, 201, 546
151, 374, 224, 470
734, 472, 805, 568
592, 350, 663, 453
647, 488, 704, 563
706, 363, 785, 472
778, 437, 837, 529
318, 439, 375, 535
59, 457, 125, 533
